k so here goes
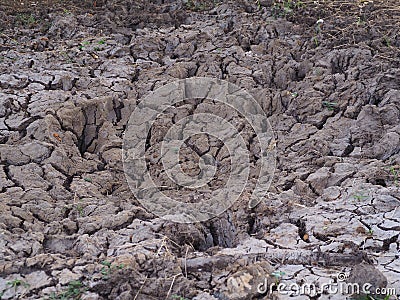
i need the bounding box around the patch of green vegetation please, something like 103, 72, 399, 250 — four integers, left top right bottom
312, 19, 324, 48
352, 192, 368, 201
313, 36, 319, 47
272, 0, 304, 17
322, 101, 338, 111
7, 278, 30, 290
100, 261, 125, 279
183, 0, 221, 11
75, 203, 84, 217
47, 280, 87, 300
0, 278, 30, 298
313, 67, 324, 77
15, 13, 36, 26
78, 41, 91, 50
59, 51, 74, 63
184, 0, 204, 11
98, 39, 106, 45
388, 166, 399, 186
271, 270, 285, 285
63, 200, 86, 217
356, 16, 365, 26
383, 36, 391, 47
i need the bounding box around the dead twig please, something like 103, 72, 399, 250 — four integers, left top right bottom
133, 274, 148, 300
165, 273, 181, 300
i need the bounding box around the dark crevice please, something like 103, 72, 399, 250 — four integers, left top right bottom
112, 98, 124, 124
341, 143, 354, 157
247, 213, 258, 235
62, 175, 74, 193
294, 218, 310, 242
382, 234, 399, 251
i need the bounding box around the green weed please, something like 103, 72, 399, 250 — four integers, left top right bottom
48, 280, 87, 300
78, 41, 91, 50
183, 0, 221, 11
313, 36, 319, 47
352, 192, 368, 201
356, 16, 365, 26
322, 101, 338, 111
388, 166, 399, 186
59, 51, 73, 63
0, 278, 30, 299
7, 279, 29, 289
100, 261, 125, 279
7, 279, 30, 290
272, 0, 304, 17
15, 13, 36, 26
383, 36, 391, 47
75, 204, 84, 217
271, 271, 285, 285
313, 68, 324, 76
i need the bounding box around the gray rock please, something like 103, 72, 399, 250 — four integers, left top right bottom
52, 268, 82, 285
347, 263, 387, 299
306, 167, 331, 195
215, 261, 273, 300
193, 292, 219, 300
269, 223, 299, 249
0, 166, 14, 190
19, 142, 52, 163
8, 163, 50, 190
4, 114, 33, 130
25, 270, 52, 290
81, 292, 101, 300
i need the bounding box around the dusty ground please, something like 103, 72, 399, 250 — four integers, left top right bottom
0, 0, 400, 299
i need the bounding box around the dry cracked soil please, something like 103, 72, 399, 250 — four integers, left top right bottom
0, 0, 400, 299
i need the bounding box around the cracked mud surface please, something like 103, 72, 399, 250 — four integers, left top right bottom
0, 0, 399, 299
